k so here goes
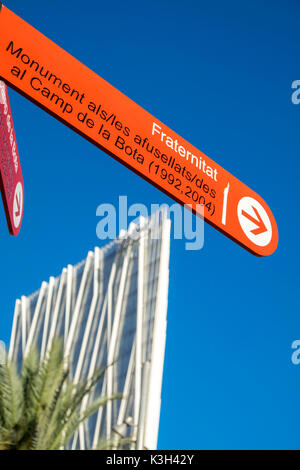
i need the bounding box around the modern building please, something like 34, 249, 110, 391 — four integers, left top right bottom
8, 210, 171, 450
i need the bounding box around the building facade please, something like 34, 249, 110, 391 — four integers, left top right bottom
9, 211, 171, 449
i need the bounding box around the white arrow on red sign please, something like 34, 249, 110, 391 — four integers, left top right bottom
241, 206, 267, 236
237, 197, 272, 248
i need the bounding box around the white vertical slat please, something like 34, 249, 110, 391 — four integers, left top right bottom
134, 221, 145, 442
8, 299, 21, 361
40, 276, 55, 359
106, 246, 131, 440
65, 252, 93, 356
24, 282, 48, 356
76, 248, 101, 449
74, 248, 100, 384
64, 264, 73, 344
143, 216, 171, 450
46, 268, 67, 353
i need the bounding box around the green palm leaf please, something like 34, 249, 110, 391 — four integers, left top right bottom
0, 338, 121, 450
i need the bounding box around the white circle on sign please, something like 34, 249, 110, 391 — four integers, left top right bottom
13, 182, 23, 229
237, 196, 272, 247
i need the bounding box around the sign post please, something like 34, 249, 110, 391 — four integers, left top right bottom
0, 78, 24, 235
0, 3, 278, 254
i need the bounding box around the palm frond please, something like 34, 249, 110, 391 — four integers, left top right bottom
0, 361, 23, 430
0, 337, 121, 450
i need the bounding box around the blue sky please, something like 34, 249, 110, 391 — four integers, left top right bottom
0, 0, 300, 449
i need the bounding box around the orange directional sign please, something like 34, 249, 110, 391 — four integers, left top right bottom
0, 3, 278, 255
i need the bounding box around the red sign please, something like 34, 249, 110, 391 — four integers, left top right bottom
0, 79, 24, 235
0, 5, 278, 254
